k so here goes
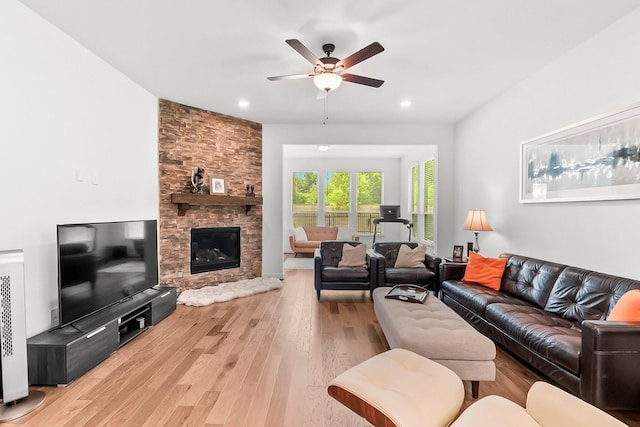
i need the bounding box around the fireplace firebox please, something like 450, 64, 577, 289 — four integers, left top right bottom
191, 227, 240, 274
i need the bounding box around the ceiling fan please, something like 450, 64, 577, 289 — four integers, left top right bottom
267, 39, 385, 92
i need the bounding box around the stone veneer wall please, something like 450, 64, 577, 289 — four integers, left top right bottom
158, 99, 262, 290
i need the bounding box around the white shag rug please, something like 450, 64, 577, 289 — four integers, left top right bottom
177, 277, 282, 306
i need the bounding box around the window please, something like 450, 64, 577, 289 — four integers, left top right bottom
410, 165, 419, 239
423, 160, 435, 242
291, 170, 382, 233
292, 172, 318, 227
409, 159, 436, 245
324, 172, 349, 227
357, 172, 382, 233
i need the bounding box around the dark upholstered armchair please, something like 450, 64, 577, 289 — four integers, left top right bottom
371, 242, 441, 294
314, 241, 378, 300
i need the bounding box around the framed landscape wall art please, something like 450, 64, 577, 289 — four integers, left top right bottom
520, 102, 640, 203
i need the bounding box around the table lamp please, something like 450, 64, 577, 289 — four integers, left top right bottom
462, 209, 493, 253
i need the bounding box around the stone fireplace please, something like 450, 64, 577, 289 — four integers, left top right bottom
158, 100, 262, 290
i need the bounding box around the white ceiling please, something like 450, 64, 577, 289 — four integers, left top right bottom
19, 0, 640, 127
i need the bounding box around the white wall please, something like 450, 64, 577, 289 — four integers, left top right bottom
454, 8, 640, 279
1, 0, 158, 336
263, 124, 455, 278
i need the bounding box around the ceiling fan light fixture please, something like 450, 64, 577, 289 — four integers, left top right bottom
313, 72, 342, 92
400, 99, 412, 109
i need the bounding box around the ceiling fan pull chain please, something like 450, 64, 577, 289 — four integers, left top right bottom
323, 92, 329, 124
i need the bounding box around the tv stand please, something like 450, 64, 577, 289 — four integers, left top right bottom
27, 286, 176, 386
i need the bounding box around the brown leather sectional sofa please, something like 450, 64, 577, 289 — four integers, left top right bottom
439, 253, 640, 410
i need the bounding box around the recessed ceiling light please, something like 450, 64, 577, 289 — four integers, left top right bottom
400, 100, 412, 109
317, 145, 329, 152
238, 99, 250, 109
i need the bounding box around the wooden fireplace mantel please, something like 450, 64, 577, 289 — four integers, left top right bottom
170, 193, 263, 216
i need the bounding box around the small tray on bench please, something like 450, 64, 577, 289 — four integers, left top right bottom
385, 284, 429, 304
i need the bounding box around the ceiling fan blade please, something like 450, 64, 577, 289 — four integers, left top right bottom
341, 73, 384, 88
337, 42, 384, 71
267, 73, 314, 81
286, 39, 321, 66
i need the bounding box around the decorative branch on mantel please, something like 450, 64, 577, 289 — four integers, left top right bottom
170, 193, 263, 216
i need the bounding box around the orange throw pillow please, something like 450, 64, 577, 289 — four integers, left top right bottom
608, 290, 640, 322
461, 252, 507, 291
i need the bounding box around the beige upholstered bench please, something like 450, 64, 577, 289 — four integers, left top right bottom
373, 286, 496, 397
329, 348, 465, 427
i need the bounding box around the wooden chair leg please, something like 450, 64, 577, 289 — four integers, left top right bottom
472, 381, 479, 398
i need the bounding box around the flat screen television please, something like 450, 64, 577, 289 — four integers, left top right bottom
56, 219, 159, 327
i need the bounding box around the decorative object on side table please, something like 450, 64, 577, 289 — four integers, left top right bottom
246, 184, 255, 196
453, 245, 464, 259
190, 167, 205, 193
210, 178, 225, 194
462, 209, 493, 253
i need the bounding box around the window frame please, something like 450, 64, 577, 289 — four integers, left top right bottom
408, 158, 437, 249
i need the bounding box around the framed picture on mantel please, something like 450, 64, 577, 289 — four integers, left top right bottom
210, 178, 225, 195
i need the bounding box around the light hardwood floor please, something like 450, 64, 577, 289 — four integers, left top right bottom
11, 267, 640, 426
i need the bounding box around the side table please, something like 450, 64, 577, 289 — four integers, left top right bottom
438, 257, 468, 298
443, 256, 468, 264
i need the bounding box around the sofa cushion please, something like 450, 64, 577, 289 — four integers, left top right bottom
608, 290, 640, 322
292, 227, 308, 241
500, 254, 565, 309
544, 268, 640, 323
384, 268, 435, 285
394, 244, 426, 268
320, 241, 363, 267
485, 303, 581, 374
303, 226, 338, 241
374, 242, 419, 266
295, 240, 321, 248
441, 280, 530, 317
462, 252, 507, 290
321, 266, 370, 282
339, 243, 367, 267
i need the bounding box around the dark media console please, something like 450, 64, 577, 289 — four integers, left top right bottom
27, 286, 176, 386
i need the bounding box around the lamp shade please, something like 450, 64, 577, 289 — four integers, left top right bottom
313, 72, 342, 92
462, 210, 493, 232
